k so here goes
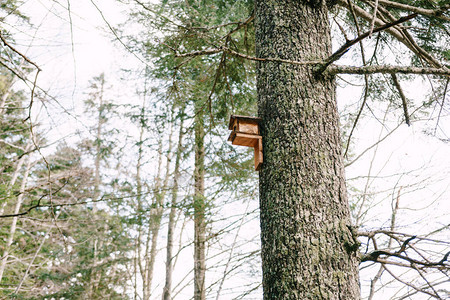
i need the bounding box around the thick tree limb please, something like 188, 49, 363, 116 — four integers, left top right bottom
172, 49, 450, 76
327, 65, 450, 76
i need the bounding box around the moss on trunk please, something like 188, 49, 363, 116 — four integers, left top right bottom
255, 1, 360, 299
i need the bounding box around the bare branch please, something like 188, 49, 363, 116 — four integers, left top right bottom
0, 31, 41, 71
343, 80, 369, 159
397, 235, 416, 254
391, 74, 411, 126
361, 247, 449, 268
133, 0, 186, 29
383, 265, 442, 299
370, 2, 443, 69
90, 0, 150, 67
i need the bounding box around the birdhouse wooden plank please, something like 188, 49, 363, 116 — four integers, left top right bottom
254, 137, 263, 171
227, 115, 263, 171
228, 115, 261, 135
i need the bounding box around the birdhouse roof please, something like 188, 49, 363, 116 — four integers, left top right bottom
228, 115, 262, 130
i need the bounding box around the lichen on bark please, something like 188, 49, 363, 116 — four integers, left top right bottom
255, 1, 360, 299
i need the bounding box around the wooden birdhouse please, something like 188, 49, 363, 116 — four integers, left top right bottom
227, 115, 263, 171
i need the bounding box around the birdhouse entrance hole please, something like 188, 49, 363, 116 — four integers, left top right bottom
227, 115, 263, 171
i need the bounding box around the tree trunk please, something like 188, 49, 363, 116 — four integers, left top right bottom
93, 75, 105, 214
88, 74, 105, 299
135, 103, 145, 300
163, 104, 185, 300
0, 142, 33, 216
0, 154, 32, 282
144, 117, 174, 299
255, 1, 360, 299
193, 106, 206, 300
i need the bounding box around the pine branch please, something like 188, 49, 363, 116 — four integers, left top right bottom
173, 46, 321, 65
318, 13, 418, 72
337, 0, 442, 67
374, 0, 450, 22
370, 2, 443, 68
174, 47, 223, 57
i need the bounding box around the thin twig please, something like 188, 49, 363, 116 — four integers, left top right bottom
342, 0, 372, 160
90, 0, 150, 67
434, 78, 449, 135
221, 12, 254, 40
345, 122, 402, 167
383, 265, 441, 298
67, 0, 77, 96
411, 264, 443, 299
343, 85, 369, 159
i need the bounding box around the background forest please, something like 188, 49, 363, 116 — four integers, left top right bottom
0, 0, 449, 299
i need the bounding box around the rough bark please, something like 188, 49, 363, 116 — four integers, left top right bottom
255, 1, 360, 299
193, 106, 206, 300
